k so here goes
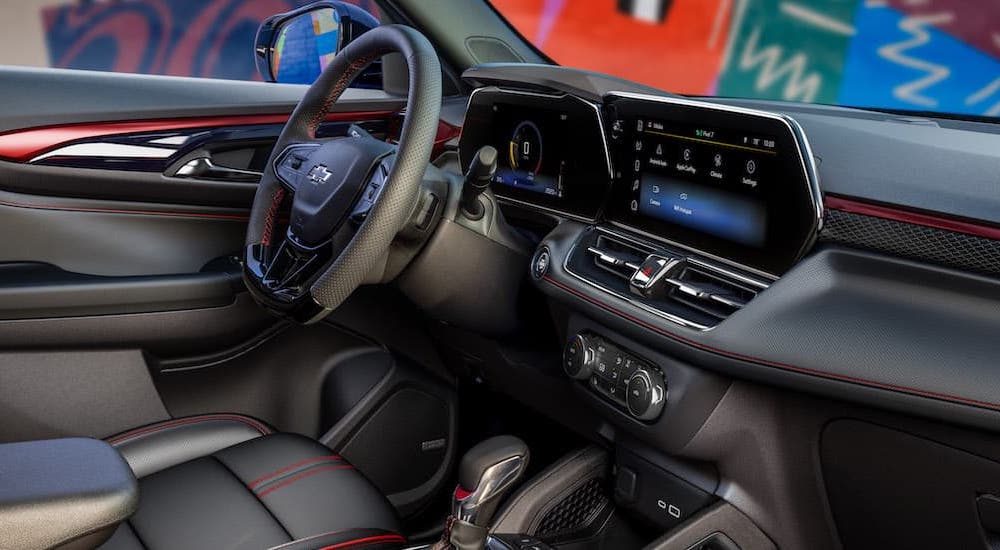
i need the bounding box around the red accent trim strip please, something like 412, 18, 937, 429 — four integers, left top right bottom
256, 464, 354, 498
318, 534, 407, 550
825, 195, 1000, 241
541, 275, 1000, 411
248, 455, 344, 488
0, 197, 248, 221
433, 120, 461, 159
106, 414, 271, 445
0, 111, 395, 162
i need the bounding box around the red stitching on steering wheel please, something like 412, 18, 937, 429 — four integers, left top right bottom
308, 54, 378, 134
260, 187, 286, 245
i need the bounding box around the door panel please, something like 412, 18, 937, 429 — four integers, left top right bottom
0, 189, 246, 276
0, 67, 421, 441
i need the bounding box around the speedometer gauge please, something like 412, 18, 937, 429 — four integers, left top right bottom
509, 121, 543, 174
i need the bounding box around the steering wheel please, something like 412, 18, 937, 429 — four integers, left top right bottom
243, 25, 441, 323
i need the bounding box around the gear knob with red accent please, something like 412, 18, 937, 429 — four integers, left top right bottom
453, 435, 530, 528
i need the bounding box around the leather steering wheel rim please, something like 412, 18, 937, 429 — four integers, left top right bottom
244, 25, 441, 322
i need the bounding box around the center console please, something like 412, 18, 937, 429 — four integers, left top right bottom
0, 437, 138, 549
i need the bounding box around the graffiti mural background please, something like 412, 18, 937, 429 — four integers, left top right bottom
42, 0, 379, 81
492, 0, 1000, 117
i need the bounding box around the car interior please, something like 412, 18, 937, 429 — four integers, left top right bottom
2, 1, 1000, 550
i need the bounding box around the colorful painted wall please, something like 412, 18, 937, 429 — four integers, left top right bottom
42, 0, 379, 81
493, 0, 1000, 117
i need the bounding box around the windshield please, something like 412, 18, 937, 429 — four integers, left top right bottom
490, 0, 1000, 119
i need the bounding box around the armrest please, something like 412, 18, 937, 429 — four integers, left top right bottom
0, 438, 138, 550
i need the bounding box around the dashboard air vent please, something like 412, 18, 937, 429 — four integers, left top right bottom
587, 234, 651, 280
565, 228, 769, 330
666, 264, 758, 321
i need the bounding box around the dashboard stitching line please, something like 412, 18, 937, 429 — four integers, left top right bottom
542, 275, 1000, 411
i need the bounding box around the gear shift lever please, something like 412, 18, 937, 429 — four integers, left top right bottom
435, 436, 529, 550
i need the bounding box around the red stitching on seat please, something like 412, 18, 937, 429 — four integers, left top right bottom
106, 414, 270, 445
267, 531, 406, 550
318, 534, 406, 550
256, 464, 354, 498
248, 455, 344, 488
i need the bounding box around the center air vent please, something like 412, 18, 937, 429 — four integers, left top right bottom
566, 228, 768, 329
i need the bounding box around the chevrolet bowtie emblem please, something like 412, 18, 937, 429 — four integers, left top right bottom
307, 164, 332, 185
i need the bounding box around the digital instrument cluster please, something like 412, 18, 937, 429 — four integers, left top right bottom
459, 88, 611, 220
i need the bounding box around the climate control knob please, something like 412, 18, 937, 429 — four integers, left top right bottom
626, 368, 666, 421
564, 334, 596, 380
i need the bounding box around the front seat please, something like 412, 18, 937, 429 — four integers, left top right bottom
98, 414, 405, 550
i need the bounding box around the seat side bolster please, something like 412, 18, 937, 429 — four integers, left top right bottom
267, 528, 406, 550
107, 414, 272, 478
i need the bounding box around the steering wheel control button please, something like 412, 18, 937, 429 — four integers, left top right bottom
531, 247, 550, 280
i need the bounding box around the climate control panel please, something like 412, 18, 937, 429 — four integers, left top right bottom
564, 333, 666, 421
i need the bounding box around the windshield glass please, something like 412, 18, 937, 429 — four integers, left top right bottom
490, 0, 1000, 118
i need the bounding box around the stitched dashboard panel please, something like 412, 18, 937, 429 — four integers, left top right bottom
820, 209, 1000, 278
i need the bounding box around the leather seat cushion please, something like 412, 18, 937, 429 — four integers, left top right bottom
99, 415, 401, 550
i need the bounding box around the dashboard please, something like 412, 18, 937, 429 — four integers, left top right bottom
459, 87, 822, 278
453, 64, 1000, 436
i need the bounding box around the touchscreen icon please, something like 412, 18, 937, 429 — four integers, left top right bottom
746, 159, 756, 175
714, 153, 723, 168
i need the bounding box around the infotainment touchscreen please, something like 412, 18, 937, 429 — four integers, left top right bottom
630, 118, 772, 247
459, 89, 611, 220
605, 93, 820, 275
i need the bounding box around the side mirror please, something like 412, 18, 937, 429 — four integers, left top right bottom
254, 1, 381, 86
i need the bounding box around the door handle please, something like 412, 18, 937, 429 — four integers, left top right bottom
174, 157, 262, 182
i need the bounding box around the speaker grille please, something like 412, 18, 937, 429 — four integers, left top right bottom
465, 37, 524, 64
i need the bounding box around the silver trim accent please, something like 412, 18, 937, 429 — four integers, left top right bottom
175, 157, 262, 180
562, 227, 772, 332
460, 86, 613, 222
625, 368, 666, 421
562, 236, 710, 331
608, 220, 778, 282
453, 455, 527, 525
148, 135, 191, 146
604, 90, 824, 275
30, 142, 176, 162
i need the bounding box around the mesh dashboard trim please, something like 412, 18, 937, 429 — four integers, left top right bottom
820, 208, 1000, 278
